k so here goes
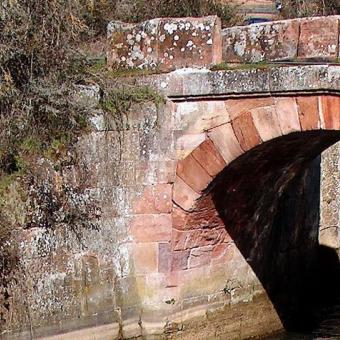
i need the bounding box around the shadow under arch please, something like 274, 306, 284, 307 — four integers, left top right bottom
202, 130, 340, 332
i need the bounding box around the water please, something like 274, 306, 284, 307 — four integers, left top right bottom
262, 305, 340, 339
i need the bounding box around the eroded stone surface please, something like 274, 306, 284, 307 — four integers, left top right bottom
222, 19, 300, 63
107, 16, 222, 71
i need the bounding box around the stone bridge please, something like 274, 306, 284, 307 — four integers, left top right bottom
6, 15, 340, 340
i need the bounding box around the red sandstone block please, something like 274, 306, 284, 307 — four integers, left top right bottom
158, 243, 171, 273
107, 16, 222, 72
172, 206, 189, 230
165, 270, 180, 288
198, 228, 226, 247
177, 154, 212, 193
133, 243, 158, 274
232, 111, 262, 151
173, 228, 210, 250
131, 214, 172, 243
296, 96, 320, 130
212, 243, 235, 263
212, 243, 228, 259
191, 139, 226, 177
251, 105, 282, 142
274, 97, 301, 135
171, 250, 190, 271
185, 230, 203, 249
298, 17, 339, 61
222, 19, 299, 63
225, 97, 275, 120
133, 184, 172, 214
185, 207, 224, 233
173, 176, 200, 211
188, 246, 213, 268
172, 229, 189, 251
208, 123, 243, 164
319, 96, 340, 130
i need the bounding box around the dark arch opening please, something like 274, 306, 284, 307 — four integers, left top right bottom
203, 130, 340, 333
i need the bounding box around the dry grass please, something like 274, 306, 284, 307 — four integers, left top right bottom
280, 0, 339, 18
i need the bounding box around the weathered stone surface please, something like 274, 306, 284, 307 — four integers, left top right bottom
188, 246, 213, 268
296, 96, 320, 131
319, 95, 340, 130
158, 243, 172, 273
174, 100, 230, 133
232, 111, 262, 151
251, 105, 281, 141
173, 176, 200, 211
175, 132, 206, 159
137, 65, 340, 99
226, 97, 274, 120
191, 139, 227, 177
130, 214, 172, 242
208, 123, 243, 164
177, 154, 212, 193
133, 243, 159, 274
107, 16, 222, 71
298, 16, 339, 60
274, 97, 301, 135
132, 184, 172, 214
171, 250, 190, 271
320, 142, 340, 252
8, 17, 340, 339
222, 19, 299, 63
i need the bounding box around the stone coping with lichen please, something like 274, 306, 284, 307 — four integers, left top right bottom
107, 15, 340, 72
133, 65, 340, 99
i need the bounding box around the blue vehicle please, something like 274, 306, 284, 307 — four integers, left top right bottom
244, 18, 272, 25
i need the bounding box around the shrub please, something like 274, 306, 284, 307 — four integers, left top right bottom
114, 0, 243, 27
280, 0, 339, 18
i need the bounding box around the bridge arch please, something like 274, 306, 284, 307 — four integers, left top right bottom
171, 94, 340, 331
173, 95, 340, 211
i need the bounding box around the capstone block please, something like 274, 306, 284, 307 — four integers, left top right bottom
107, 16, 222, 71
222, 19, 299, 63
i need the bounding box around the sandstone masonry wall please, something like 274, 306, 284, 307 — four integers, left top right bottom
3, 15, 340, 340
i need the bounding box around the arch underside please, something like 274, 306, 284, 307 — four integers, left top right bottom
171, 94, 340, 331
195, 131, 340, 330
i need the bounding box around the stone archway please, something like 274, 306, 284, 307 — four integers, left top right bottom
170, 94, 340, 332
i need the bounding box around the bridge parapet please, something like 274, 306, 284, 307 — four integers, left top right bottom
107, 15, 340, 72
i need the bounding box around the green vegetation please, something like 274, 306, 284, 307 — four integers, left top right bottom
165, 298, 176, 305
101, 85, 165, 130
211, 61, 276, 72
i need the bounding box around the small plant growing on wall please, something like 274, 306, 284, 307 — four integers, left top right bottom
222, 279, 241, 296
165, 298, 176, 305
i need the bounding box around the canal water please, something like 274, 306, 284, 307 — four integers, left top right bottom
263, 308, 340, 339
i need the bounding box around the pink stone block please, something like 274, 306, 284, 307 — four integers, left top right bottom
208, 123, 243, 164
131, 214, 172, 243
251, 106, 282, 142
275, 97, 301, 135
298, 16, 339, 61
222, 19, 299, 63
173, 176, 200, 211
177, 154, 212, 193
